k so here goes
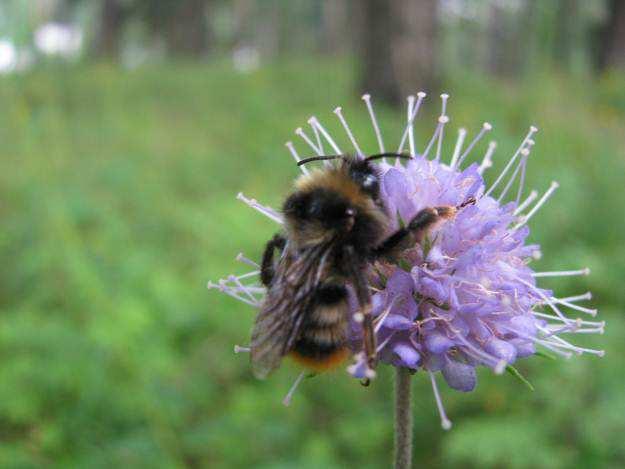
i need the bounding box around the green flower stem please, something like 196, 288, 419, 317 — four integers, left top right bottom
394, 367, 413, 469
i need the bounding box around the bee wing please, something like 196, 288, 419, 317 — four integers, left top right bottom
250, 242, 331, 379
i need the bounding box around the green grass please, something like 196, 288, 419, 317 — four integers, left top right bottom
0, 59, 624, 468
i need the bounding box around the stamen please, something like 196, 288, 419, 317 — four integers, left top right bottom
311, 120, 324, 154
407, 96, 416, 156
550, 298, 597, 316
434, 94, 450, 162
285, 141, 310, 175
236, 253, 260, 268
295, 127, 322, 155
237, 192, 284, 224
233, 270, 260, 280
428, 371, 452, 430
533, 267, 590, 278
532, 311, 603, 328
308, 116, 342, 154
228, 275, 259, 303
449, 128, 467, 168
515, 149, 529, 205
513, 181, 559, 230
211, 282, 259, 307
447, 327, 505, 372
484, 126, 538, 198
569, 327, 605, 334
497, 153, 527, 203
422, 122, 443, 159
557, 292, 592, 303
515, 275, 569, 322
477, 141, 496, 175
334, 106, 364, 156
501, 325, 574, 358
514, 189, 538, 215
362, 94, 385, 153
537, 326, 605, 356
455, 122, 492, 169
282, 372, 307, 406
234, 345, 251, 353
397, 91, 426, 155
373, 299, 398, 333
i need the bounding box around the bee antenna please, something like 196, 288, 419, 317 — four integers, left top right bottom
297, 154, 343, 166
365, 152, 412, 162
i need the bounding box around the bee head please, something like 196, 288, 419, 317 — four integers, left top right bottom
283, 188, 357, 241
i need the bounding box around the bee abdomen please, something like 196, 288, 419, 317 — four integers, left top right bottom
291, 284, 349, 371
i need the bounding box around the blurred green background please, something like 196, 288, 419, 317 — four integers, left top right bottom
1, 1, 624, 468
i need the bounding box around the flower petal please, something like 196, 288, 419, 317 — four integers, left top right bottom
442, 360, 477, 392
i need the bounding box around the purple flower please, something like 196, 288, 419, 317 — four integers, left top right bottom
209, 93, 604, 427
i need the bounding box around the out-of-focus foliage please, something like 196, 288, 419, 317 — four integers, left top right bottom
0, 59, 623, 468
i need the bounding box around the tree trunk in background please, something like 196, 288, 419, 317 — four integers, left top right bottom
358, 0, 439, 106
553, 0, 578, 71
165, 0, 210, 57
598, 0, 625, 71
488, 3, 512, 77
320, 0, 349, 55
95, 0, 127, 58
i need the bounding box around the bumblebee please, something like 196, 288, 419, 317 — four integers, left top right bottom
251, 153, 464, 381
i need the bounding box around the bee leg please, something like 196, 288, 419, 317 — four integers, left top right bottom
371, 206, 456, 259
344, 246, 378, 378
260, 233, 286, 287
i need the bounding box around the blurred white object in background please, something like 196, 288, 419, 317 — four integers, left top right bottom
34, 22, 83, 58
232, 46, 260, 73
0, 39, 17, 73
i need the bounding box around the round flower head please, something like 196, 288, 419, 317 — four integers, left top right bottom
209, 93, 604, 428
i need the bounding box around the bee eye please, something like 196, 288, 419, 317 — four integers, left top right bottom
363, 174, 377, 188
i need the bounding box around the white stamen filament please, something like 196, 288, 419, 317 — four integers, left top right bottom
237, 192, 284, 224
234, 345, 251, 353
502, 326, 574, 358
308, 116, 342, 155
407, 96, 416, 156
334, 107, 364, 156
434, 94, 450, 162
539, 320, 581, 338
455, 122, 492, 169
397, 91, 426, 155
569, 327, 605, 334
435, 116, 449, 162
536, 325, 605, 356
477, 141, 496, 175
448, 328, 505, 372
362, 94, 385, 154
209, 282, 259, 306
422, 122, 443, 159
232, 270, 260, 280
515, 276, 569, 322
515, 149, 529, 205
532, 311, 604, 328
285, 141, 309, 175
514, 189, 538, 215
236, 253, 260, 268
513, 181, 559, 230
556, 292, 593, 303
228, 275, 259, 303
497, 153, 527, 203
311, 120, 325, 154
550, 298, 597, 316
429, 371, 452, 430
484, 126, 538, 198
533, 267, 590, 278
295, 127, 322, 155
282, 372, 307, 406
449, 128, 467, 168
